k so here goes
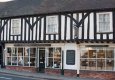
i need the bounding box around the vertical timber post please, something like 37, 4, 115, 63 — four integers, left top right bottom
61, 50, 64, 75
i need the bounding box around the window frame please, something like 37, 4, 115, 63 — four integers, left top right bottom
46, 47, 62, 69
11, 19, 21, 35
80, 47, 114, 71
97, 12, 113, 33
6, 47, 36, 67
46, 16, 58, 34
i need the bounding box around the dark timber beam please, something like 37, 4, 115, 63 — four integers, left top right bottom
113, 11, 115, 43
24, 16, 44, 30
76, 12, 91, 28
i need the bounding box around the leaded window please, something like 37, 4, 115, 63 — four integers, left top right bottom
46, 16, 58, 34
97, 12, 112, 33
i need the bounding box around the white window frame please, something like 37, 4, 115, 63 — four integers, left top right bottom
11, 19, 21, 35
80, 47, 114, 71
46, 47, 62, 69
97, 12, 113, 33
6, 47, 36, 67
46, 16, 58, 34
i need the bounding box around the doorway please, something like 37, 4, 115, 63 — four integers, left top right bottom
39, 49, 45, 73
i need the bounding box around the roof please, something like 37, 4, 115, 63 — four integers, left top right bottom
0, 0, 115, 18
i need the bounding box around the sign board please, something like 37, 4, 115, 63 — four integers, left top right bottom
66, 50, 75, 65
14, 43, 51, 47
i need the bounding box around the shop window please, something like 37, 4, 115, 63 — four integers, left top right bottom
80, 47, 114, 71
30, 48, 36, 66
6, 47, 36, 67
46, 48, 61, 68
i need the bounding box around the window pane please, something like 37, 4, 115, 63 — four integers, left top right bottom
89, 50, 96, 58
12, 57, 17, 65
49, 48, 53, 57
89, 59, 96, 70
30, 58, 35, 66
80, 50, 88, 58
106, 49, 114, 58
54, 58, 61, 68
7, 57, 11, 65
18, 56, 23, 66
97, 59, 105, 70
97, 49, 105, 58
24, 47, 30, 56
80, 59, 89, 70
46, 58, 53, 68
18, 48, 23, 56
12, 48, 17, 56
30, 48, 36, 57
7, 48, 12, 56
106, 59, 114, 70
24, 57, 29, 66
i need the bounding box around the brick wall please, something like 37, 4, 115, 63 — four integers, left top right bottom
6, 66, 37, 73
45, 68, 61, 75
80, 70, 115, 80
45, 68, 77, 77
64, 69, 77, 77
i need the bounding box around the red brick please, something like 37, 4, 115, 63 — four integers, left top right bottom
6, 66, 37, 73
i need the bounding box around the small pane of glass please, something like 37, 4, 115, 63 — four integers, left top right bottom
89, 59, 96, 70
24, 47, 30, 56
18, 48, 23, 56
24, 57, 29, 66
18, 56, 23, 66
106, 49, 114, 58
12, 57, 17, 65
80, 59, 89, 70
49, 48, 53, 57
7, 48, 12, 56
80, 50, 88, 58
7, 57, 11, 65
12, 48, 17, 56
30, 58, 35, 66
97, 59, 105, 70
46, 58, 53, 68
97, 49, 105, 58
106, 59, 114, 70
89, 50, 96, 58
54, 58, 61, 68
30, 48, 36, 57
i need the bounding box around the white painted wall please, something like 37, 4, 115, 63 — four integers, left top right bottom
63, 43, 80, 70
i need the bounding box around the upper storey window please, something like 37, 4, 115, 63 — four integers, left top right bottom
11, 19, 21, 35
46, 16, 58, 34
97, 12, 112, 33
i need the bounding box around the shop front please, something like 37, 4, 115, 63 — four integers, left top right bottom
5, 43, 62, 73
79, 44, 115, 79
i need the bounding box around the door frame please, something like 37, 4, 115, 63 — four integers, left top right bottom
37, 48, 45, 73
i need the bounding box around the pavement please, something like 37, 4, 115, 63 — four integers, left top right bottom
0, 68, 100, 80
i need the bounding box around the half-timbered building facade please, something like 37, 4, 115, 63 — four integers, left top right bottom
0, 0, 115, 79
